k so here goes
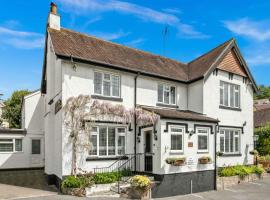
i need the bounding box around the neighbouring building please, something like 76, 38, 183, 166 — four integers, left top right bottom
0, 101, 9, 128
1, 3, 259, 198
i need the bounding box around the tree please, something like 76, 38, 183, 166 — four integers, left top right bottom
2, 90, 30, 128
254, 85, 270, 100
255, 124, 270, 156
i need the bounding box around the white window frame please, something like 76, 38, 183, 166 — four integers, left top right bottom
157, 83, 176, 105
94, 71, 121, 98
197, 127, 209, 153
89, 126, 127, 157
220, 81, 240, 109
169, 126, 184, 153
0, 138, 23, 153
220, 128, 241, 154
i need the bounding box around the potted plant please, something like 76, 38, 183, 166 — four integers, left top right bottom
165, 157, 186, 166
198, 156, 211, 164
217, 151, 224, 156
127, 175, 152, 199
249, 150, 258, 155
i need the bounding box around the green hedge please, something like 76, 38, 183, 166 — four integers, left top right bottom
255, 125, 270, 156
219, 165, 265, 178
93, 169, 132, 184
61, 175, 94, 189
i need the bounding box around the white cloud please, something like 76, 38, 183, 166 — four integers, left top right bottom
246, 48, 270, 66
124, 38, 145, 47
223, 18, 270, 41
57, 0, 208, 39
0, 26, 43, 49
162, 8, 182, 14
89, 30, 130, 40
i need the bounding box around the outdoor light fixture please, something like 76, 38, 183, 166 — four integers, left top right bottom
137, 136, 141, 143
189, 130, 195, 137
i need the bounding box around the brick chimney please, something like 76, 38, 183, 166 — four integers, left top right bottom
48, 2, 60, 30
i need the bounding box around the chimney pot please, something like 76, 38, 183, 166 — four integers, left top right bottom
50, 2, 57, 15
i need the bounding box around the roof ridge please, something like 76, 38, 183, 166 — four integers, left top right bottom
59, 28, 188, 66
188, 38, 234, 65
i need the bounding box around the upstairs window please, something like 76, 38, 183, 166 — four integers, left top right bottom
220, 81, 240, 108
94, 71, 120, 97
157, 83, 176, 105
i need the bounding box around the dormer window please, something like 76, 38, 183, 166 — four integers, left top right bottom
157, 83, 176, 105
220, 81, 240, 109
94, 71, 120, 97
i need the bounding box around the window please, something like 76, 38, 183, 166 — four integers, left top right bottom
197, 128, 209, 152
94, 71, 120, 97
0, 138, 22, 153
89, 126, 126, 157
220, 81, 240, 108
220, 129, 240, 154
157, 83, 176, 105
32, 139, 41, 154
170, 126, 183, 152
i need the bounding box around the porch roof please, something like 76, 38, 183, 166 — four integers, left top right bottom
142, 107, 219, 123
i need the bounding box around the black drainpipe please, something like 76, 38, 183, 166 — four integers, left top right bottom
134, 72, 140, 172
214, 122, 219, 190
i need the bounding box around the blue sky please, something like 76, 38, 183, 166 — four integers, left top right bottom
0, 0, 270, 99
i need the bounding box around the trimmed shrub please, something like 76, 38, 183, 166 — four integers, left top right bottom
93, 169, 131, 184
219, 165, 265, 177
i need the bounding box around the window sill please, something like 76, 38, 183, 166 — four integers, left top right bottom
86, 156, 128, 161
219, 105, 241, 111
91, 95, 123, 102
156, 103, 179, 109
220, 153, 242, 157
169, 150, 184, 154
197, 151, 209, 154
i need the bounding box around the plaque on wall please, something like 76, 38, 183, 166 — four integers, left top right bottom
188, 142, 193, 147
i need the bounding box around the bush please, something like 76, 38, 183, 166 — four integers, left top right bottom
255, 125, 270, 156
130, 175, 151, 189
93, 169, 131, 184
219, 165, 265, 177
61, 175, 94, 189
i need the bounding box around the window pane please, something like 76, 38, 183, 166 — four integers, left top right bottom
103, 81, 111, 96
108, 128, 115, 155
15, 139, 22, 151
230, 131, 234, 152
0, 143, 13, 152
235, 86, 240, 108
220, 82, 224, 105
224, 83, 228, 106
235, 136, 239, 152
225, 130, 229, 152
118, 136, 125, 155
112, 75, 120, 97
198, 135, 208, 150
171, 128, 183, 133
230, 85, 234, 107
171, 135, 182, 150
99, 127, 107, 156
170, 87, 176, 104
94, 72, 102, 94
117, 128, 126, 133
220, 136, 224, 152
0, 139, 13, 142
158, 84, 163, 102
32, 139, 41, 154
89, 135, 97, 155
164, 90, 170, 104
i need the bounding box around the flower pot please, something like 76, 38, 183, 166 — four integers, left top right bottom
199, 158, 209, 164
126, 187, 151, 200
173, 159, 185, 166
62, 187, 85, 197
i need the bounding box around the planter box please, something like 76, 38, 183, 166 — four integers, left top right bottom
121, 187, 151, 200
62, 187, 85, 197
217, 173, 265, 190
198, 158, 210, 164
173, 159, 185, 166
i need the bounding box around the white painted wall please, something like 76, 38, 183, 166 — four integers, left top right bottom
188, 80, 203, 113
203, 70, 254, 166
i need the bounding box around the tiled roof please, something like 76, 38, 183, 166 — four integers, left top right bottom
142, 107, 219, 123
48, 28, 233, 82
254, 108, 270, 128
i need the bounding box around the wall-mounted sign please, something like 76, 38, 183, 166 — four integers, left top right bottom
188, 142, 193, 147
55, 99, 62, 114
187, 157, 195, 166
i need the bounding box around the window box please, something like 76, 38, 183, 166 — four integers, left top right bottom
166, 157, 186, 166
198, 156, 211, 164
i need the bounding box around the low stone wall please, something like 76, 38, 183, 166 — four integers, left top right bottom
217, 173, 268, 190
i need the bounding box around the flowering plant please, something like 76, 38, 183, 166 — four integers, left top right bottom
130, 175, 151, 189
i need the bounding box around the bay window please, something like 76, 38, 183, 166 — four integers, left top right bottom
0, 138, 22, 153
89, 126, 126, 157
94, 71, 120, 97
197, 128, 209, 152
170, 126, 183, 152
158, 83, 176, 105
220, 81, 240, 108
220, 129, 240, 154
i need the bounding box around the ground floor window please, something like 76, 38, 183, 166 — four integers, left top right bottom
32, 139, 41, 154
0, 138, 22, 152
220, 129, 240, 154
170, 126, 184, 152
89, 126, 126, 157
197, 127, 209, 152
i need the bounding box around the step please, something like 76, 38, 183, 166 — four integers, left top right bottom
87, 190, 120, 198
110, 183, 131, 193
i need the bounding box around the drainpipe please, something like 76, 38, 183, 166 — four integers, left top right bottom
214, 122, 219, 190
134, 72, 140, 172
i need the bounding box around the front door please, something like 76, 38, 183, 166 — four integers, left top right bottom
144, 130, 153, 172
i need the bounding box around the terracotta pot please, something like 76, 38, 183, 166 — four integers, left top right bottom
173, 159, 185, 166
127, 187, 151, 200
259, 161, 270, 168
62, 187, 85, 197
199, 158, 209, 164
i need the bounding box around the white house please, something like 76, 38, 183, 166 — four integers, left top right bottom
0, 101, 9, 128
0, 90, 44, 169
39, 3, 258, 197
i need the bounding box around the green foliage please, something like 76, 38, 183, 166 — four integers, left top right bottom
219, 165, 265, 177
130, 175, 151, 189
165, 157, 186, 165
2, 90, 30, 128
258, 155, 270, 162
61, 175, 94, 189
255, 125, 270, 156
93, 169, 131, 184
254, 85, 270, 100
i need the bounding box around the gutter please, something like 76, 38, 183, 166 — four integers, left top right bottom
134, 72, 140, 172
